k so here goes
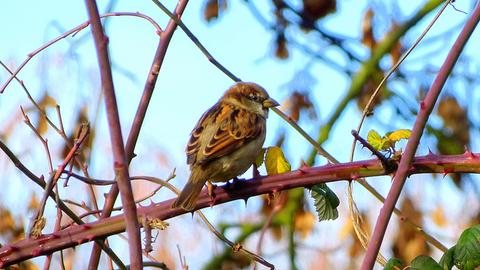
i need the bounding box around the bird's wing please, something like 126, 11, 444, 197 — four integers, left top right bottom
186, 103, 264, 165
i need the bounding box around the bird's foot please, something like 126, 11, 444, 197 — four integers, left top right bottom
207, 181, 217, 202
252, 163, 261, 178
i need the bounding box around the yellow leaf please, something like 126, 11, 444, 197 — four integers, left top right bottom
431, 206, 447, 227
387, 129, 411, 142
265, 146, 291, 175
294, 210, 316, 239
28, 194, 39, 212
339, 218, 353, 240
0, 208, 15, 234
367, 130, 384, 150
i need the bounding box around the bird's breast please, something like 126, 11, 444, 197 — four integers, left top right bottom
211, 130, 266, 182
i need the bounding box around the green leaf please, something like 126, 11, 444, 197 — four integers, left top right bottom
265, 146, 291, 175
311, 183, 339, 221
255, 147, 266, 168
367, 129, 384, 150
454, 225, 480, 270
384, 258, 404, 270
439, 246, 455, 270
410, 255, 443, 270
387, 129, 411, 142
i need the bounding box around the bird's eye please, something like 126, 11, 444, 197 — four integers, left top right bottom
249, 94, 260, 101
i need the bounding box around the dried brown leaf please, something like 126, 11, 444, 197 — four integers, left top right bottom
361, 8, 375, 49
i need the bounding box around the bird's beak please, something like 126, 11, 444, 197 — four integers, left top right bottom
263, 97, 279, 108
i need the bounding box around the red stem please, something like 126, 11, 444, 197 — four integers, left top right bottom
1, 153, 479, 267
360, 3, 480, 269
84, 0, 142, 268
86, 1, 190, 268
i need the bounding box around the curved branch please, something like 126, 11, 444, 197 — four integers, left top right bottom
84, 0, 142, 268
0, 12, 162, 94
0, 152, 479, 267
306, 0, 445, 165
361, 2, 480, 268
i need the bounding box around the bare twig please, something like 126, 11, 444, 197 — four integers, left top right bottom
87, 1, 190, 268
0, 139, 126, 269
351, 130, 392, 171
306, 0, 446, 165
1, 60, 100, 216
135, 176, 275, 269
351, 0, 453, 158
256, 194, 283, 256
0, 12, 162, 94
84, 0, 143, 268
62, 171, 176, 228
20, 107, 54, 173
342, 1, 453, 265
151, 0, 240, 82
29, 124, 90, 236
271, 107, 337, 163
361, 2, 480, 268
177, 245, 188, 270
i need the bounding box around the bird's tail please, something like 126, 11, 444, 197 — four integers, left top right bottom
172, 175, 205, 211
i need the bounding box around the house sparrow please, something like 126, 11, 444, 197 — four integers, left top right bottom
172, 82, 279, 211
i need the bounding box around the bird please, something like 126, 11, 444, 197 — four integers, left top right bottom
172, 82, 279, 211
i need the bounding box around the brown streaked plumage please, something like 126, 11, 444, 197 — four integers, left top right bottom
172, 82, 279, 211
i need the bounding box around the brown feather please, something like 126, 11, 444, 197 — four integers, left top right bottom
173, 82, 277, 211
198, 104, 263, 165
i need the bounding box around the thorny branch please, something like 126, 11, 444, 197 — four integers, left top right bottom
0, 152, 479, 267
87, 1, 190, 268
361, 2, 480, 268
84, 0, 143, 268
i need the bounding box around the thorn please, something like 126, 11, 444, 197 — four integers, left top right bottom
76, 238, 86, 245
410, 165, 416, 172
297, 168, 307, 174
464, 147, 476, 158
298, 161, 310, 174
427, 148, 435, 156
266, 192, 275, 206
87, 234, 96, 241
443, 168, 453, 178
420, 100, 426, 110
38, 235, 54, 244
243, 197, 249, 206
31, 247, 42, 257
300, 160, 310, 168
